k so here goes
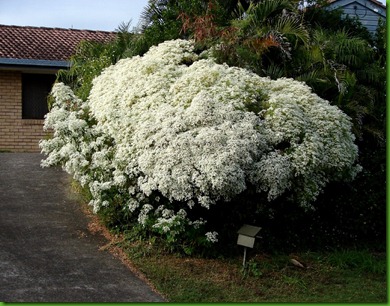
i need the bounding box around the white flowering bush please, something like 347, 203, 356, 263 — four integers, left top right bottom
40, 39, 360, 249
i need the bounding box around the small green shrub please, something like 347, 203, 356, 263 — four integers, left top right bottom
326, 250, 386, 274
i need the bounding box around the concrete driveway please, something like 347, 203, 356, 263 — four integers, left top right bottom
0, 153, 165, 302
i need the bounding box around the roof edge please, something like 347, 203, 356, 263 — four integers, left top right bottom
0, 24, 116, 34
327, 0, 387, 9
0, 58, 70, 69
326, 0, 387, 18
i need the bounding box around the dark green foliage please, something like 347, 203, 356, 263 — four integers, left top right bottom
96, 192, 134, 234
303, 5, 374, 43
326, 249, 386, 274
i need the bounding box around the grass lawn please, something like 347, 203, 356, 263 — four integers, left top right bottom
119, 241, 387, 303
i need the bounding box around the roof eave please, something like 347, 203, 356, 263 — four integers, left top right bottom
0, 58, 70, 71
327, 0, 387, 10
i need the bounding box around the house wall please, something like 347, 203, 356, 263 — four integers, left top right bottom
327, 0, 386, 34
0, 70, 50, 152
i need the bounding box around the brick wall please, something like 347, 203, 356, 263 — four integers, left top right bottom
0, 71, 50, 152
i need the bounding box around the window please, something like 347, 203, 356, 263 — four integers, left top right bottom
22, 73, 56, 119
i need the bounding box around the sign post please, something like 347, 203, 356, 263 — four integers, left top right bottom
237, 224, 262, 268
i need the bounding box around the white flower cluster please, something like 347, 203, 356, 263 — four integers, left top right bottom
40, 39, 360, 241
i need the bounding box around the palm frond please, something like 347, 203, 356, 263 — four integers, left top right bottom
273, 14, 309, 46
363, 124, 385, 144
247, 0, 295, 26
335, 38, 371, 67
355, 64, 385, 85
262, 63, 285, 79
138, 0, 169, 30
297, 73, 333, 100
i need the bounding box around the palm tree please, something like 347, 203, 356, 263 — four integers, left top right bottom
288, 28, 384, 141
210, 0, 308, 74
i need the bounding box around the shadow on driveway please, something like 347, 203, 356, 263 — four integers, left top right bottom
0, 153, 165, 302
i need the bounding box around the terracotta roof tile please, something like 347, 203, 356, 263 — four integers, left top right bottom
0, 25, 116, 61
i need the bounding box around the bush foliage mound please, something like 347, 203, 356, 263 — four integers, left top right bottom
40, 39, 360, 250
